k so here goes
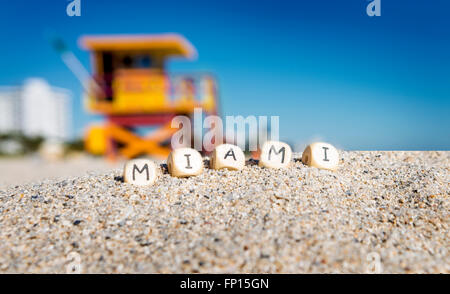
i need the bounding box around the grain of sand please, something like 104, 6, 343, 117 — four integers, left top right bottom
0, 151, 448, 273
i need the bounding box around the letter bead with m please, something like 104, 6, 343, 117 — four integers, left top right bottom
123, 159, 158, 186
258, 141, 292, 169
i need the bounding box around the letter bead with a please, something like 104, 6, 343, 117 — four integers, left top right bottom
210, 144, 245, 170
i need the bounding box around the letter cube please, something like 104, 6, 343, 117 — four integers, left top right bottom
258, 141, 292, 169
123, 159, 158, 186
167, 147, 203, 177
302, 142, 339, 171
210, 144, 245, 171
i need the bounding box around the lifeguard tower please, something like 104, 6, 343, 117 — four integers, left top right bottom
80, 34, 218, 160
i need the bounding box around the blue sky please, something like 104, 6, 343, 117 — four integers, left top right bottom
0, 0, 449, 150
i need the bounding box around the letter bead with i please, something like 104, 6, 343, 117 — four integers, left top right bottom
258, 141, 292, 169
210, 144, 245, 171
301, 142, 339, 171
123, 159, 158, 186
167, 147, 203, 177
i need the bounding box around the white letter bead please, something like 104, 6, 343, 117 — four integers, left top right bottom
123, 159, 158, 186
210, 144, 245, 171
302, 142, 339, 171
258, 141, 292, 169
167, 148, 203, 177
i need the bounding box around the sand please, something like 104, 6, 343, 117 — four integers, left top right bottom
0, 155, 123, 189
0, 151, 448, 273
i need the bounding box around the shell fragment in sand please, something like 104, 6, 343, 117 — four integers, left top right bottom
210, 144, 245, 171
258, 141, 292, 169
123, 159, 157, 186
302, 142, 339, 171
167, 147, 203, 177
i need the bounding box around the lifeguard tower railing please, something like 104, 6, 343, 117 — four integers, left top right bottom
84, 71, 218, 116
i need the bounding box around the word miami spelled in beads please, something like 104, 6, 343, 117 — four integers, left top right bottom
123, 141, 339, 186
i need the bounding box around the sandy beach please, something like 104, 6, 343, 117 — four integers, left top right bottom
0, 155, 123, 189
0, 151, 448, 273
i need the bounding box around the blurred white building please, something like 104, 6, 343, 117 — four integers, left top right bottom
0, 79, 71, 140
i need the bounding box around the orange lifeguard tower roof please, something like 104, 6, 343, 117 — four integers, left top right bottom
79, 33, 197, 59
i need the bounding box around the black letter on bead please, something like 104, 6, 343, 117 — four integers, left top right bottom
322, 147, 330, 162
268, 145, 285, 163
133, 164, 149, 181
224, 148, 237, 161
184, 154, 193, 169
